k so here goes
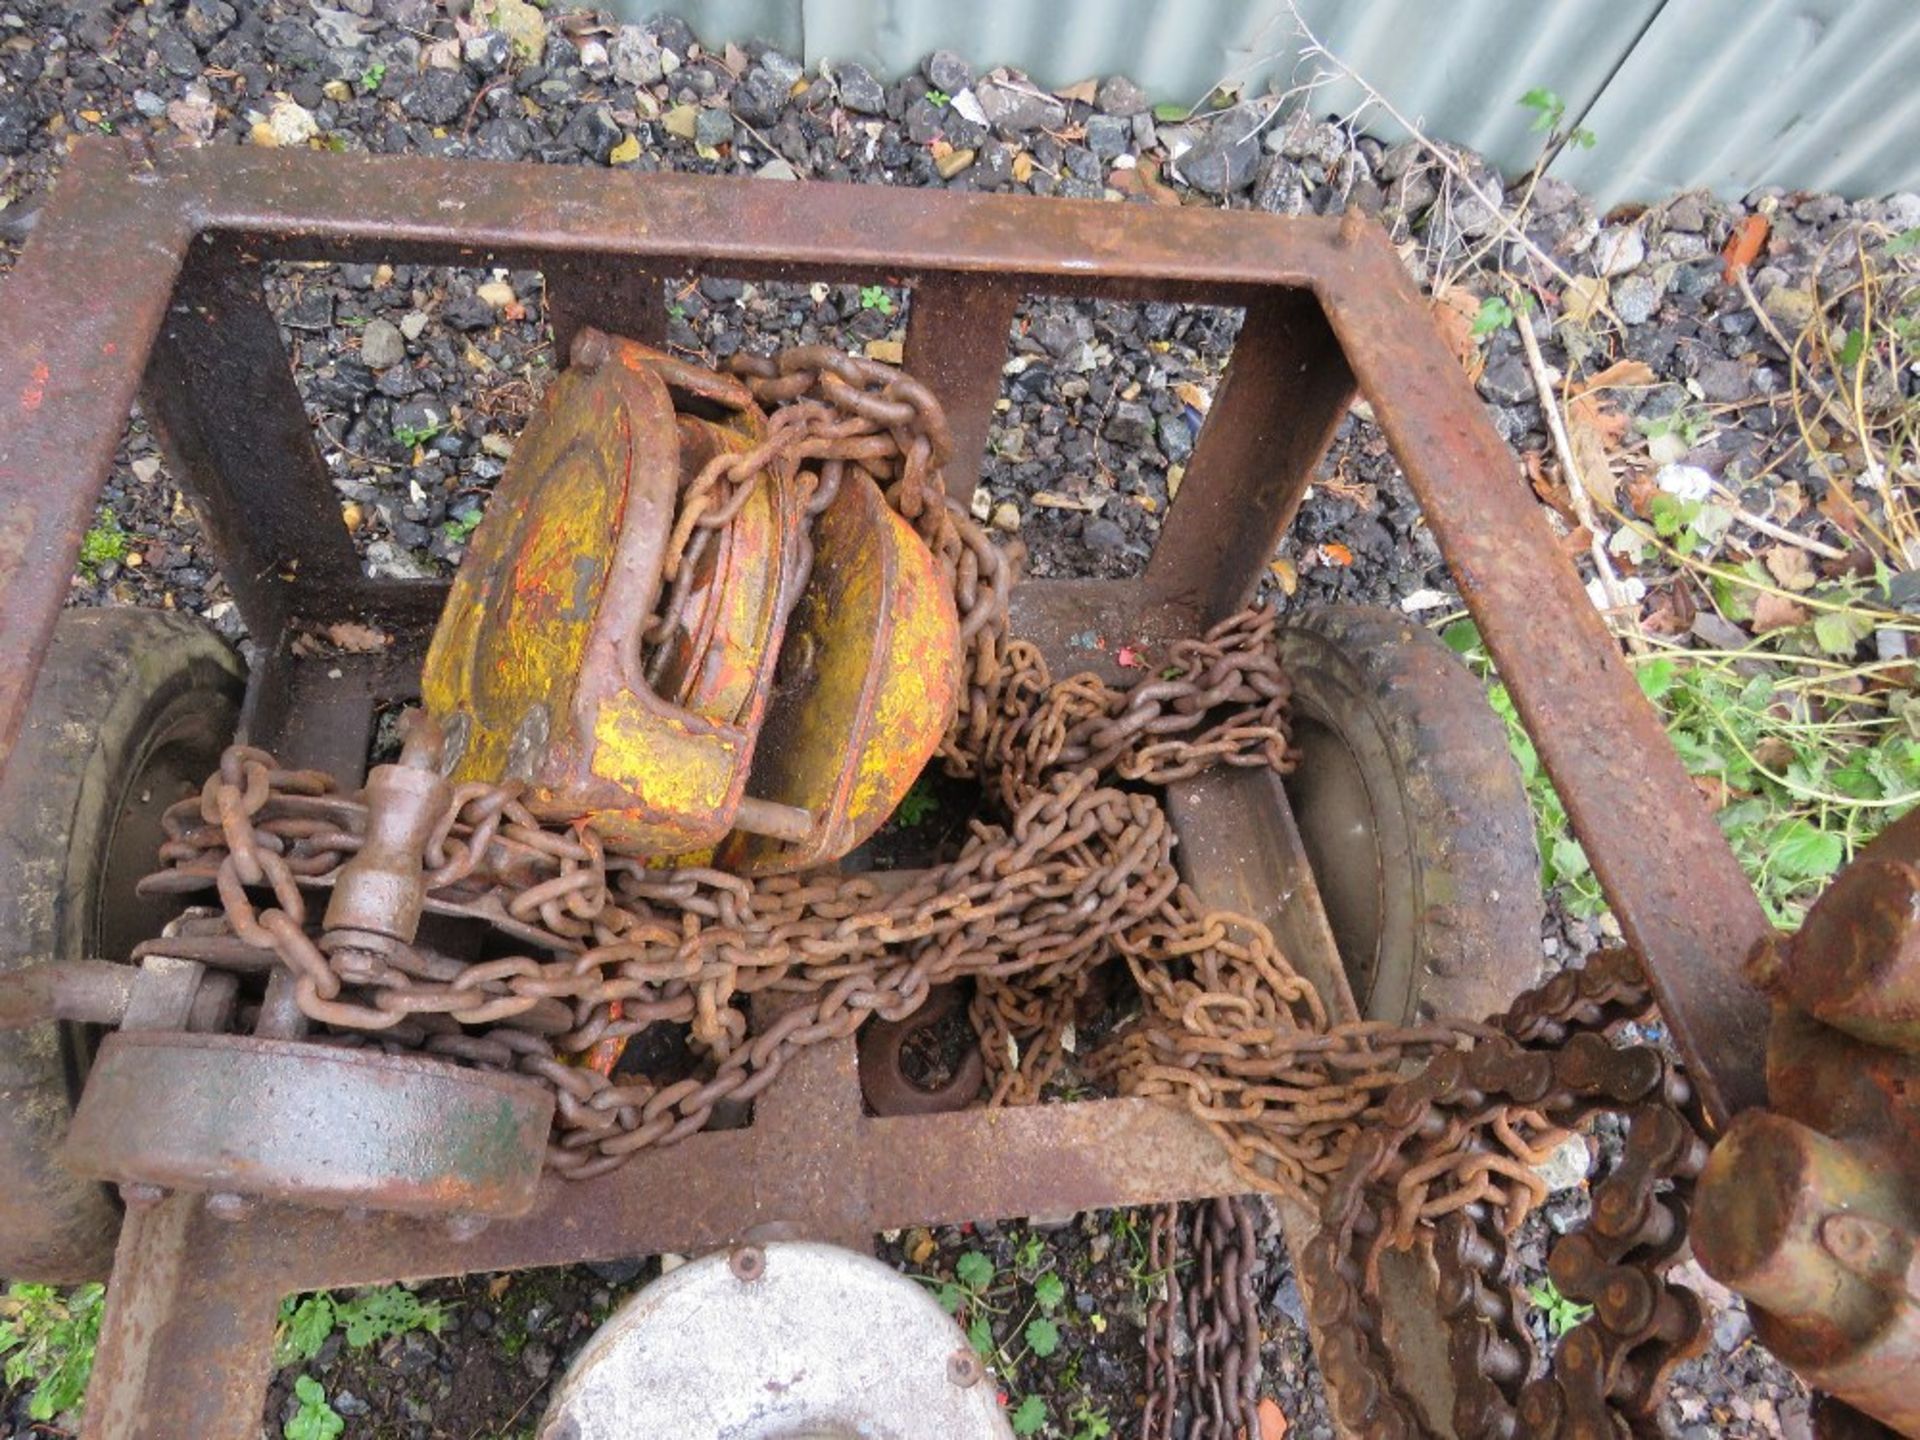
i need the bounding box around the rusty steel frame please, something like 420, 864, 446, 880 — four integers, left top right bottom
0, 141, 1774, 1437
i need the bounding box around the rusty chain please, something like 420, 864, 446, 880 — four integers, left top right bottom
138, 345, 1714, 1435
1304, 947, 1713, 1439
1143, 1197, 1265, 1440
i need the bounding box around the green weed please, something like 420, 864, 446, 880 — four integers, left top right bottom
285, 1374, 343, 1440
1526, 1278, 1594, 1337
392, 421, 444, 450
1446, 606, 1920, 927
894, 778, 940, 826
275, 1285, 448, 1367
359, 60, 387, 93
1470, 294, 1514, 338
78, 507, 131, 578
1518, 88, 1595, 149
1009, 1393, 1047, 1435
0, 1282, 105, 1423
858, 285, 896, 316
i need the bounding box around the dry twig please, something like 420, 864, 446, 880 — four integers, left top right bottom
1514, 307, 1646, 654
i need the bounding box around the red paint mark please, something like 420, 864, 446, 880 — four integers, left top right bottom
103, 342, 118, 356
1116, 645, 1143, 668
20, 361, 49, 412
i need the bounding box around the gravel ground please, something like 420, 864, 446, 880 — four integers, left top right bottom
4, 1, 1909, 1435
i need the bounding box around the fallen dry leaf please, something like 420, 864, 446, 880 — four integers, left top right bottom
1172, 381, 1213, 415
864, 339, 904, 365
1267, 557, 1299, 596
1818, 475, 1864, 537
1752, 590, 1810, 632
1565, 389, 1631, 505
1130, 156, 1182, 206
1762, 545, 1816, 591
1692, 774, 1735, 812
1721, 214, 1770, 283
1032, 490, 1103, 512
1562, 274, 1609, 324
1257, 1396, 1290, 1440
291, 621, 392, 657
1315, 541, 1354, 568
1576, 358, 1657, 394
1053, 77, 1099, 105
1429, 285, 1486, 383
1525, 450, 1578, 524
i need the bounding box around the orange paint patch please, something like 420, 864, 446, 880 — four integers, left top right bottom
20, 361, 49, 412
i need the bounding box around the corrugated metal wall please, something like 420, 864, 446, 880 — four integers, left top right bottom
611, 0, 1920, 203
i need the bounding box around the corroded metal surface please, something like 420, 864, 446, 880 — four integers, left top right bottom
1308, 949, 1714, 1438
1695, 813, 1920, 1437
0, 142, 1768, 1121
62, 1032, 554, 1218
0, 143, 1796, 1439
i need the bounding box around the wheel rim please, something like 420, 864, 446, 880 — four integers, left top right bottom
68, 702, 234, 1101
1283, 717, 1388, 1012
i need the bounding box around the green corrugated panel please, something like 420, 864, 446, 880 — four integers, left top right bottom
1548, 0, 1920, 204
611, 0, 1920, 200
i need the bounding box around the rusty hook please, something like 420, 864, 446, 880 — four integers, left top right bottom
858, 983, 985, 1116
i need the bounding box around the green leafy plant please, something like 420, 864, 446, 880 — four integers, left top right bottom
0, 1282, 105, 1423
1070, 1400, 1114, 1440
1634, 652, 1915, 921
275, 1285, 448, 1367
1032, 1271, 1066, 1312
441, 510, 484, 545
1526, 1278, 1594, 1337
858, 285, 896, 316
1647, 492, 1708, 556
894, 778, 940, 826
392, 420, 444, 449
1444, 620, 1607, 918
1447, 610, 1920, 928
1023, 1315, 1061, 1357
78, 507, 131, 578
360, 60, 387, 93
1470, 294, 1515, 338
286, 1374, 344, 1440
1635, 404, 1712, 452
1008, 1393, 1047, 1435
1013, 1233, 1046, 1272
925, 88, 951, 107
1518, 88, 1595, 149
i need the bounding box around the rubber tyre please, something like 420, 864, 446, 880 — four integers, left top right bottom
1277, 605, 1542, 1027
0, 609, 244, 1281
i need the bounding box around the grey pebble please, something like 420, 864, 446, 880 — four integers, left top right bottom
359, 317, 406, 369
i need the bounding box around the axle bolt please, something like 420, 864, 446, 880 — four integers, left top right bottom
728, 1243, 766, 1282
571, 326, 613, 373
